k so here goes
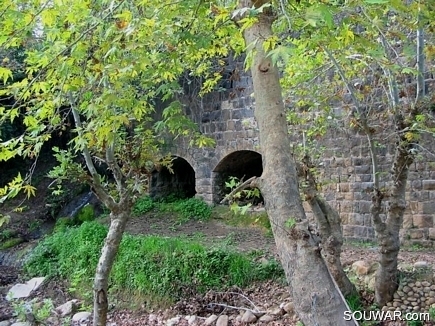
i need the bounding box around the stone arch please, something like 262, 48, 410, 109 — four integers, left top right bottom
149, 156, 196, 200
212, 150, 263, 203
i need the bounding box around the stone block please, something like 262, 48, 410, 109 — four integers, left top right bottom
408, 229, 426, 240
428, 228, 435, 240
413, 215, 433, 228
353, 226, 369, 238
339, 183, 350, 192
359, 201, 371, 214
420, 202, 435, 214
342, 225, 354, 237
423, 180, 435, 191
227, 120, 235, 130
411, 180, 423, 190
403, 214, 413, 229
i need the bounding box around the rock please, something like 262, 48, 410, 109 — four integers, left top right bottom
166, 316, 180, 326
268, 306, 282, 316
72, 311, 92, 323
282, 302, 294, 314
148, 314, 158, 323
414, 261, 428, 269
186, 315, 197, 325
259, 314, 274, 323
7, 277, 45, 300
204, 314, 218, 325
10, 323, 31, 326
46, 317, 61, 325
216, 315, 229, 326
55, 299, 79, 317
352, 260, 370, 275
241, 310, 257, 323
0, 321, 12, 326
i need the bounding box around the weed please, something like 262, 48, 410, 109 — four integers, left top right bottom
75, 205, 95, 223
171, 197, 212, 222
12, 298, 54, 323
0, 237, 24, 250
25, 221, 283, 307
0, 228, 16, 241
28, 220, 41, 232
406, 321, 424, 326
346, 293, 363, 312
132, 196, 155, 215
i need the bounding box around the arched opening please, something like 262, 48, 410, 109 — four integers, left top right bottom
213, 150, 263, 204
150, 156, 196, 200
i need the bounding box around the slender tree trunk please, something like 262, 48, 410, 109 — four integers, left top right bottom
373, 124, 413, 306
93, 209, 129, 326
238, 2, 357, 324
298, 157, 358, 297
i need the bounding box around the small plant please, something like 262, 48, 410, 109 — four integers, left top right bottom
346, 294, 363, 312
75, 205, 95, 223
132, 196, 155, 215
11, 298, 54, 323
0, 228, 16, 241
0, 237, 24, 250
429, 306, 435, 320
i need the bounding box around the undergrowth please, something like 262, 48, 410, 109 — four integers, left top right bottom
133, 195, 212, 222
24, 221, 283, 306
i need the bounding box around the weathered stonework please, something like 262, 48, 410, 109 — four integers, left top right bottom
151, 57, 435, 245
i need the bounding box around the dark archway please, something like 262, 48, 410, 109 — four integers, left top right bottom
213, 150, 263, 204
150, 156, 196, 200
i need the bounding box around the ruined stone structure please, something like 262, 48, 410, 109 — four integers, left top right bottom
150, 57, 435, 246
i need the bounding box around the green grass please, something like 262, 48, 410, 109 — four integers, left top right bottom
24, 221, 283, 306
214, 205, 271, 234
133, 195, 212, 222
0, 237, 24, 250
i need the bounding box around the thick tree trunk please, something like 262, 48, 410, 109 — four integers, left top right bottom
373, 131, 413, 306
93, 210, 129, 326
238, 2, 356, 324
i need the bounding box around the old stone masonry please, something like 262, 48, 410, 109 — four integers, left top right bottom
149, 57, 435, 246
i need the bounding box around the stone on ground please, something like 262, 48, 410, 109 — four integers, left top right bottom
7, 277, 45, 300
216, 314, 229, 326
72, 311, 92, 323
241, 310, 257, 323
352, 260, 370, 275
204, 314, 218, 325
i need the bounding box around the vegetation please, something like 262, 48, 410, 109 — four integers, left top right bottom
25, 221, 283, 305
133, 195, 212, 222
1, 0, 435, 323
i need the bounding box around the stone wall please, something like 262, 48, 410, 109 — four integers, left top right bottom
152, 56, 435, 245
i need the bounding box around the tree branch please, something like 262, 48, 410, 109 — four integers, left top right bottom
220, 176, 257, 204
68, 92, 116, 209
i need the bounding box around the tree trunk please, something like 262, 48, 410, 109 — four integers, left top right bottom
298, 157, 357, 297
373, 126, 413, 306
93, 210, 129, 326
238, 2, 357, 324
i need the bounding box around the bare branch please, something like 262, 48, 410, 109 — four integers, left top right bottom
220, 176, 257, 204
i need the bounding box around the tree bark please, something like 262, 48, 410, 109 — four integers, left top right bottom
298, 157, 357, 297
93, 209, 130, 326
373, 120, 413, 306
238, 2, 357, 324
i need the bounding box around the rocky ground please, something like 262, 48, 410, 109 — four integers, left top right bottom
2, 234, 435, 325
1, 192, 435, 325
